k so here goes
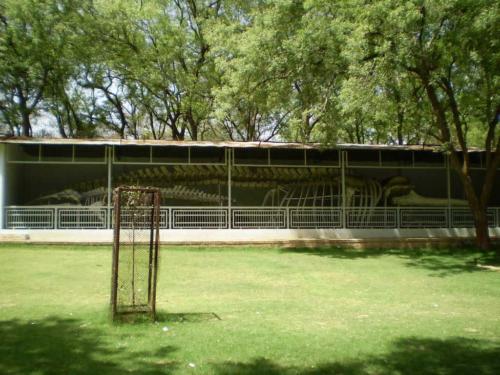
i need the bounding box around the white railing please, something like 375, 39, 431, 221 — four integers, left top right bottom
232, 208, 286, 229
450, 208, 497, 228
289, 208, 342, 229
399, 207, 449, 228
4, 206, 500, 230
114, 208, 169, 229
58, 207, 107, 229
172, 208, 228, 229
6, 207, 55, 229
346, 208, 397, 228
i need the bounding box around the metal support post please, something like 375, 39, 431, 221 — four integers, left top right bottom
341, 151, 346, 229
446, 155, 452, 228
0, 144, 5, 230
227, 148, 232, 228
107, 146, 113, 229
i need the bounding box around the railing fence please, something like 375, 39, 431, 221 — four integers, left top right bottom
4, 206, 500, 230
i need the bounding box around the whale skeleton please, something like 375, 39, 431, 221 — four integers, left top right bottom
26, 165, 467, 227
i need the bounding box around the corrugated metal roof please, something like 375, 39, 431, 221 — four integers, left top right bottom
0, 137, 484, 152
0, 137, 315, 149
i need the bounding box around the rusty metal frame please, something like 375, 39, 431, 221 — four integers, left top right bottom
110, 186, 161, 321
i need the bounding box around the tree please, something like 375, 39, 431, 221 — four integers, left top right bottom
80, 0, 224, 140
209, 0, 345, 142
347, 0, 499, 249
0, 0, 92, 136
338, 65, 434, 145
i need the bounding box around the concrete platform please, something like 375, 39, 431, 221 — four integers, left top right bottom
0, 228, 498, 247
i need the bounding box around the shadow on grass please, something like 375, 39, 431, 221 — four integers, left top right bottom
214, 337, 500, 375
0, 317, 178, 374
113, 311, 222, 325
156, 311, 222, 323
280, 246, 500, 277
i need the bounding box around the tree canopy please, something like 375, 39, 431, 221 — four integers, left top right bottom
0, 0, 497, 146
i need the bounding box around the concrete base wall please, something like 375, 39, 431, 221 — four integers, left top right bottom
1, 228, 499, 246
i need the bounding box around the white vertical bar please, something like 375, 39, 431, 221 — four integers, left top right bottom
341, 150, 346, 228
446, 155, 452, 228
227, 148, 232, 228
0, 144, 5, 229
54, 207, 58, 229
107, 146, 113, 229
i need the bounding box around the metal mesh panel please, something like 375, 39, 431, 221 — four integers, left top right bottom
58, 208, 107, 229
400, 208, 448, 228
111, 187, 160, 320
346, 208, 397, 228
290, 208, 342, 228
451, 208, 496, 228
159, 208, 169, 229
5, 205, 500, 230
5, 207, 54, 229
112, 208, 169, 229
172, 208, 228, 229
232, 208, 286, 229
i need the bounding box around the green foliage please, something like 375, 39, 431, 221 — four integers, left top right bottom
0, 0, 498, 147
209, 0, 346, 142
344, 0, 499, 148
341, 0, 499, 247
0, 0, 87, 135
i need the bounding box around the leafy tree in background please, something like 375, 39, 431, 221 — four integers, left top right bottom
208, 0, 291, 140
0, 0, 226, 140
86, 0, 222, 140
78, 0, 172, 139
209, 0, 345, 142
0, 0, 79, 136
338, 65, 434, 145
345, 0, 499, 249
1, 0, 496, 147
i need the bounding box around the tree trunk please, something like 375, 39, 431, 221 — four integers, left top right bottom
472, 205, 491, 251
171, 126, 185, 140
18, 92, 32, 137
56, 113, 68, 138
21, 110, 31, 137
452, 163, 493, 251
420, 77, 494, 251
186, 108, 198, 141
397, 110, 404, 145
190, 125, 198, 141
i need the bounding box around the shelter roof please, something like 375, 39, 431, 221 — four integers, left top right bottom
0, 137, 485, 152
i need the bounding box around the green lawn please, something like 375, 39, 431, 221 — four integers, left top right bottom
0, 244, 499, 374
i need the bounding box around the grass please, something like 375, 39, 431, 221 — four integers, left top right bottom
0, 244, 499, 374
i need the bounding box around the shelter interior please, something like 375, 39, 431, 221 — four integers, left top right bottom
2, 141, 499, 230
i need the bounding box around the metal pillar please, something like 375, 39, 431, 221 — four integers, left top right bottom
341, 150, 346, 229
446, 154, 452, 228
107, 146, 113, 229
0, 144, 5, 229
227, 148, 232, 228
